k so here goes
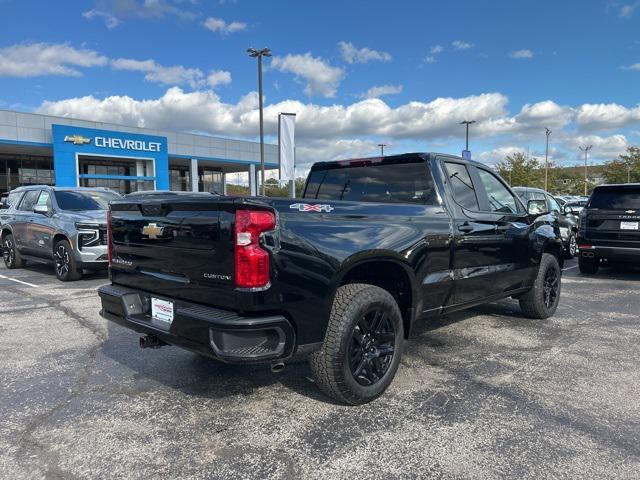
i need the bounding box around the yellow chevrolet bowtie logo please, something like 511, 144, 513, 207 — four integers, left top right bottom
142, 223, 164, 239
63, 135, 91, 145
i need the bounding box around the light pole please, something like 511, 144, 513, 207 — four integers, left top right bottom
544, 127, 552, 192
378, 143, 387, 156
460, 120, 475, 157
579, 145, 593, 196
247, 47, 272, 196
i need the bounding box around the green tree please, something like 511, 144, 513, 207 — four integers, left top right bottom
496, 152, 542, 187
603, 146, 640, 184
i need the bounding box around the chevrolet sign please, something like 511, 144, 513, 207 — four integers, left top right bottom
64, 135, 91, 145
95, 136, 162, 152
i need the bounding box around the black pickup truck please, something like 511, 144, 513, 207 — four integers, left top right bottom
99, 153, 564, 404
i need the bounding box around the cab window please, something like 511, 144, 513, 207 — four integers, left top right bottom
546, 195, 561, 213
476, 169, 521, 214
444, 162, 479, 210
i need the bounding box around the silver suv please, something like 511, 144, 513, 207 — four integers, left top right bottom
0, 186, 120, 281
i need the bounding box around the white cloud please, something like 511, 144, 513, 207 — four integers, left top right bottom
423, 56, 437, 64
621, 63, 640, 71
97, 0, 198, 21
619, 1, 640, 17
452, 40, 474, 50
0, 42, 108, 77
203, 17, 247, 34
509, 49, 534, 59
360, 84, 403, 99
575, 103, 640, 131
430, 45, 444, 54
338, 41, 392, 64
82, 9, 122, 29
477, 146, 527, 166
207, 70, 232, 88
270, 53, 345, 97
568, 134, 629, 158
111, 58, 209, 89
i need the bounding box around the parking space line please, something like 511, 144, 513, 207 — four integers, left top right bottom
0, 274, 38, 288
562, 265, 578, 271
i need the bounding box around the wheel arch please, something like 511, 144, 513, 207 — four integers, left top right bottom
334, 256, 418, 339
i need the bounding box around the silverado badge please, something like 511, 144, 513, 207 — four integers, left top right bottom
289, 203, 334, 213
142, 223, 164, 239
63, 134, 92, 145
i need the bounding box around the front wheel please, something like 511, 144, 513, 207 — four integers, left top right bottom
519, 253, 561, 319
564, 233, 577, 259
54, 240, 82, 281
3, 234, 23, 269
310, 283, 404, 405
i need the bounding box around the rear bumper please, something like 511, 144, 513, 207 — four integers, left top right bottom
579, 244, 640, 262
98, 283, 296, 364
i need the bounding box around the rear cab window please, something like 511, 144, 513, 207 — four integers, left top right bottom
589, 186, 640, 210
18, 190, 40, 211
3, 191, 23, 209
303, 158, 437, 205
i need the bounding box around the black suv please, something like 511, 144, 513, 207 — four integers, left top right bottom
577, 184, 640, 274
513, 187, 578, 259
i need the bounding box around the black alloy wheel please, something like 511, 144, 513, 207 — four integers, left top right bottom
3, 234, 22, 269
568, 235, 577, 258
349, 309, 396, 386
542, 267, 559, 310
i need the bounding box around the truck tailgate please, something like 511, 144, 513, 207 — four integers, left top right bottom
109, 197, 236, 305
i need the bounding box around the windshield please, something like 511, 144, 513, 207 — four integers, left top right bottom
54, 191, 120, 211
589, 187, 640, 210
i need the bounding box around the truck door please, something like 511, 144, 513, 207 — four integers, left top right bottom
442, 161, 529, 305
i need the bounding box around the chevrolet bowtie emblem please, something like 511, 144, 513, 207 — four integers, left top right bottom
142, 223, 164, 239
625, 210, 636, 214
63, 135, 91, 145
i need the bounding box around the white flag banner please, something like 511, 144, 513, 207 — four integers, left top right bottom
279, 113, 296, 181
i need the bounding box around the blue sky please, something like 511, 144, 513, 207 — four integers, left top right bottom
1, 0, 639, 170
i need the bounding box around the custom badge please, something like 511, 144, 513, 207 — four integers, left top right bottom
289, 203, 334, 213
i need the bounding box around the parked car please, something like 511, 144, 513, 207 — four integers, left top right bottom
99, 153, 564, 404
577, 183, 640, 274
1, 186, 121, 281
565, 200, 587, 215
512, 186, 578, 258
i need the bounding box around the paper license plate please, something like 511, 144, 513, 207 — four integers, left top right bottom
151, 297, 174, 324
620, 221, 639, 230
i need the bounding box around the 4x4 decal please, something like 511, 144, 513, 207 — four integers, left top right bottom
289, 203, 334, 213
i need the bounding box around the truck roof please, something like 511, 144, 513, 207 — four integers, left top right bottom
309, 152, 486, 170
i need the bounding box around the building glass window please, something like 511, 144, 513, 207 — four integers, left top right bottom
198, 166, 222, 193
0, 154, 54, 195
170, 166, 191, 191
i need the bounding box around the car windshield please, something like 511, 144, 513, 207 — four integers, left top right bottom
54, 191, 120, 211
589, 187, 640, 210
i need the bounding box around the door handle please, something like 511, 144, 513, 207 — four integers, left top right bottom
458, 223, 473, 233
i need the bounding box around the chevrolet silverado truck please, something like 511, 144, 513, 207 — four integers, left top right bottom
577, 183, 640, 274
98, 153, 564, 404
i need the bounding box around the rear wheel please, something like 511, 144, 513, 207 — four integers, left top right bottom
519, 253, 561, 319
3, 234, 23, 269
54, 239, 82, 281
564, 233, 577, 259
578, 255, 599, 274
310, 283, 404, 405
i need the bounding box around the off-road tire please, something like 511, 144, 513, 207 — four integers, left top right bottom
310, 283, 404, 405
3, 234, 23, 269
54, 239, 82, 281
578, 255, 599, 274
519, 253, 561, 319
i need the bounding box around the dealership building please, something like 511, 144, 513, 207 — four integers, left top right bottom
0, 109, 278, 196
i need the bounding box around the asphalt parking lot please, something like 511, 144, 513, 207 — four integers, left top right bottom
1, 260, 639, 479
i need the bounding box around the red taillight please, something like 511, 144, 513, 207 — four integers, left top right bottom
106, 209, 113, 265
578, 244, 593, 249
234, 209, 276, 289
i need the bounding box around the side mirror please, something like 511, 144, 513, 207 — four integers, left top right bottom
33, 204, 50, 215
527, 199, 548, 215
